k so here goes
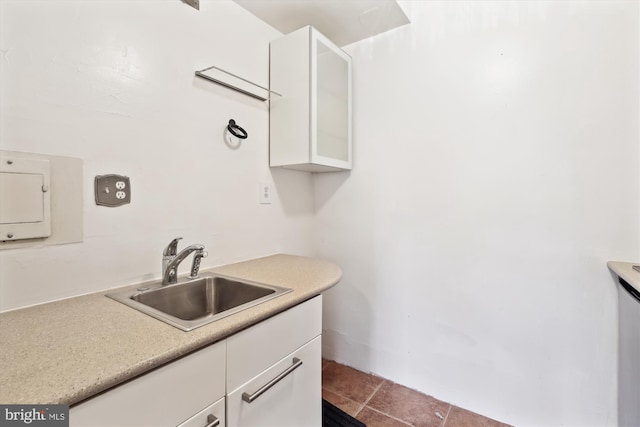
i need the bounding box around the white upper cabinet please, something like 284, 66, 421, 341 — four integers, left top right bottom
270, 26, 352, 172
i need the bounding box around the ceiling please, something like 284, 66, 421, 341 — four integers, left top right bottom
233, 0, 410, 47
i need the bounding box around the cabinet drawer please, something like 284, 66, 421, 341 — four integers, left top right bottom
227, 336, 322, 427
70, 341, 226, 427
226, 296, 322, 392
177, 397, 225, 427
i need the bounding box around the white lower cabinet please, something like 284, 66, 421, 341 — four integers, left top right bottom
226, 337, 321, 427
70, 341, 226, 427
70, 296, 322, 427
177, 397, 225, 427
226, 296, 322, 427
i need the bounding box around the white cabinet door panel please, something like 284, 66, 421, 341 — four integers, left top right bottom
70, 341, 226, 427
227, 336, 321, 427
177, 397, 225, 427
226, 296, 322, 392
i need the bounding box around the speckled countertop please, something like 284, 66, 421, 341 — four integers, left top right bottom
607, 261, 640, 293
0, 254, 341, 406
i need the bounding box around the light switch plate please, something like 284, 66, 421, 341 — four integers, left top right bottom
95, 174, 131, 207
259, 183, 272, 204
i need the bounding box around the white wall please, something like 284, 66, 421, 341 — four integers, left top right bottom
0, 0, 314, 310
2, 1, 639, 425
316, 1, 639, 426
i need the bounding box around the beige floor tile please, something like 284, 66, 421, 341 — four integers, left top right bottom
322, 361, 385, 404
322, 388, 363, 417
322, 360, 511, 427
444, 407, 512, 427
367, 381, 450, 427
357, 407, 412, 427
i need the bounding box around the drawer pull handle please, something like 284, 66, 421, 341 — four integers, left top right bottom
204, 414, 220, 427
242, 357, 303, 403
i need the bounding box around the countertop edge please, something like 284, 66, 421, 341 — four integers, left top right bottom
68, 291, 328, 407
0, 254, 342, 406
607, 261, 640, 294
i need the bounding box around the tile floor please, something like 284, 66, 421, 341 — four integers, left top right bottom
322, 359, 512, 427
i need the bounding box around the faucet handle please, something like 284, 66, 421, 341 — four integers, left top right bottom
163, 237, 183, 256
189, 249, 208, 279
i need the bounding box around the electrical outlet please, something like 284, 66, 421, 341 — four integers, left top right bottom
260, 183, 272, 204
95, 175, 131, 207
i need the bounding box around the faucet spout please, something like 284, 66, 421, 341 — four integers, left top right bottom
161, 239, 207, 285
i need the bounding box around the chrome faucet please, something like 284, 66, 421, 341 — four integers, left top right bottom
162, 237, 208, 285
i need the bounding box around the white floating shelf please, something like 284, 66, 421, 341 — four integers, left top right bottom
195, 65, 282, 102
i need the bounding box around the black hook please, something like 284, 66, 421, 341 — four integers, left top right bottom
227, 119, 248, 139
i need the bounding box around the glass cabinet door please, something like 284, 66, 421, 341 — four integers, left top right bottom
312, 32, 352, 169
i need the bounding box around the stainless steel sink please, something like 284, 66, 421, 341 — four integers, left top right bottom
106, 273, 291, 331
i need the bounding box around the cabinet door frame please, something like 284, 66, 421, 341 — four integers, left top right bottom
309, 28, 353, 171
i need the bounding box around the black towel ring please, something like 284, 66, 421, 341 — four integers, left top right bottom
227, 119, 248, 139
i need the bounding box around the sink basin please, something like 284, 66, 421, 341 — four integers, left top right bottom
106, 273, 291, 331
